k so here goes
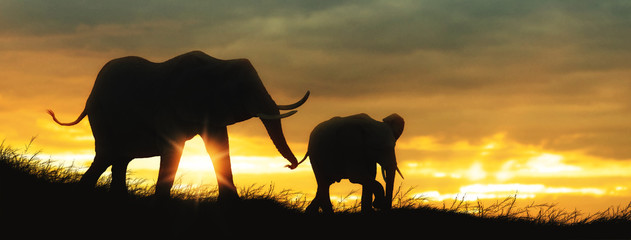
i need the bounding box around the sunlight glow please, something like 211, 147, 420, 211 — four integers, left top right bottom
528, 153, 581, 173
45, 135, 309, 179
466, 162, 487, 181
398, 132, 631, 182
414, 183, 614, 202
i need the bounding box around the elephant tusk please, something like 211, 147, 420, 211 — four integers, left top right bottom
257, 110, 297, 120
276, 91, 310, 110
396, 165, 404, 180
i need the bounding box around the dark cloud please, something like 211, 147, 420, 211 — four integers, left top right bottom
2, 0, 631, 160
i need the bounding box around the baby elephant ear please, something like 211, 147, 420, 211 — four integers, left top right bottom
383, 113, 405, 140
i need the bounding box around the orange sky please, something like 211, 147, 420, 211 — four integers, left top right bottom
2, 1, 631, 214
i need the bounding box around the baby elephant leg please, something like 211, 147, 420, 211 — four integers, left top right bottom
361, 184, 374, 212
361, 180, 386, 212
369, 180, 387, 210
306, 184, 333, 214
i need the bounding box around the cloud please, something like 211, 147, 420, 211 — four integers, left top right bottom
2, 0, 631, 162
398, 132, 631, 188
3, 0, 629, 54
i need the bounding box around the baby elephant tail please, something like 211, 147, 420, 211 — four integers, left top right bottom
297, 151, 309, 166
47, 109, 87, 126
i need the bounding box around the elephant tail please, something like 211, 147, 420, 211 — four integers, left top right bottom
297, 151, 309, 165
47, 109, 87, 126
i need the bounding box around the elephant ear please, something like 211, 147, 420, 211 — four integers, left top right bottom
347, 114, 396, 150
376, 148, 397, 170
383, 113, 405, 141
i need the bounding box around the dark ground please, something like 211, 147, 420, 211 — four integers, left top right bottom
1, 149, 630, 239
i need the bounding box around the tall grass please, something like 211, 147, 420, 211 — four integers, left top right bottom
392, 187, 631, 226
0, 138, 81, 183
2, 139, 630, 227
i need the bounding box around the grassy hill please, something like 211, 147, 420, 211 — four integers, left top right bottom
1, 142, 630, 238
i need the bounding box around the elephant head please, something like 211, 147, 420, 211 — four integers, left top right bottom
172, 56, 309, 169
378, 113, 405, 209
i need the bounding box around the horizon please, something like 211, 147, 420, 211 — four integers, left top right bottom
32, 133, 631, 214
2, 0, 631, 215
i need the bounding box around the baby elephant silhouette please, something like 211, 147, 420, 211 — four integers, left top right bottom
300, 113, 404, 213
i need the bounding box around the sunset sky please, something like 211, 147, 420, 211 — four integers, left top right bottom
2, 0, 631, 213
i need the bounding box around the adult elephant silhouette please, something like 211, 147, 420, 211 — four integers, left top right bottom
47, 51, 309, 201
301, 113, 404, 213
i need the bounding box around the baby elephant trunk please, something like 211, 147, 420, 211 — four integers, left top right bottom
382, 167, 397, 209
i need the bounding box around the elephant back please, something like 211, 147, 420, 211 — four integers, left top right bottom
308, 114, 396, 160
340, 114, 396, 149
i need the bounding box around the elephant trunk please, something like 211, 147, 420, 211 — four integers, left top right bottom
383, 167, 396, 210
260, 118, 299, 169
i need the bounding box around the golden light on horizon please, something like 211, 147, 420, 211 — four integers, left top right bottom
29, 129, 631, 214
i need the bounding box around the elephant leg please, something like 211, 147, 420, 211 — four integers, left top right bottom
361, 183, 375, 212
203, 126, 239, 203
79, 154, 110, 190
155, 142, 184, 198
306, 183, 325, 213
307, 183, 333, 214
369, 180, 387, 209
110, 158, 130, 196
320, 184, 333, 214
305, 199, 319, 213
